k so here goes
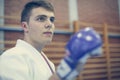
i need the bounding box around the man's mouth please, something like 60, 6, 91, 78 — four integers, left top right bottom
43, 32, 53, 37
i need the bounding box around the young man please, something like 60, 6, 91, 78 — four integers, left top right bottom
0, 0, 58, 80
0, 0, 102, 80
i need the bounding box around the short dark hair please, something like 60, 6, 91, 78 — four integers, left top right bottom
21, 0, 54, 23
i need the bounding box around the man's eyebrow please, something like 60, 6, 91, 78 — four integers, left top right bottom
35, 15, 47, 18
36, 15, 55, 18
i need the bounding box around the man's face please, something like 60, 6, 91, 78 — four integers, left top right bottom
24, 7, 55, 45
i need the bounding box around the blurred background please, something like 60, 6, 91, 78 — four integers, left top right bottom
0, 0, 120, 80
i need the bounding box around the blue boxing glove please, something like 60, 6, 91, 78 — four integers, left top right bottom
57, 27, 102, 80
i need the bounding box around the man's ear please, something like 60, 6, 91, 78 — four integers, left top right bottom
21, 22, 29, 33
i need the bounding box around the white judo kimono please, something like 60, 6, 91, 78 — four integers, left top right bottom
0, 39, 55, 80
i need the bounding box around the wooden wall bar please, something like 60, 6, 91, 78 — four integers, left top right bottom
73, 21, 120, 80
0, 21, 120, 80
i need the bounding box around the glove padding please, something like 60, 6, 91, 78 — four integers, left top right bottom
57, 27, 102, 80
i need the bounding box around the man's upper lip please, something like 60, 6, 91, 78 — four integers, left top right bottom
43, 31, 52, 34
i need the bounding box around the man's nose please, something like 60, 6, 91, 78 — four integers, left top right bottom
45, 24, 52, 29
45, 19, 52, 29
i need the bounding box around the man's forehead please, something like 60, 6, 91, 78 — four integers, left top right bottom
31, 7, 54, 17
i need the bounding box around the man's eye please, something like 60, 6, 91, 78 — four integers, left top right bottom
50, 17, 55, 23
37, 16, 47, 22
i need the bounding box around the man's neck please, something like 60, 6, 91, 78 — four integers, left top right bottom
24, 37, 45, 52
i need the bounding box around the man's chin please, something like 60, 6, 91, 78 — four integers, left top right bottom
44, 40, 52, 45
